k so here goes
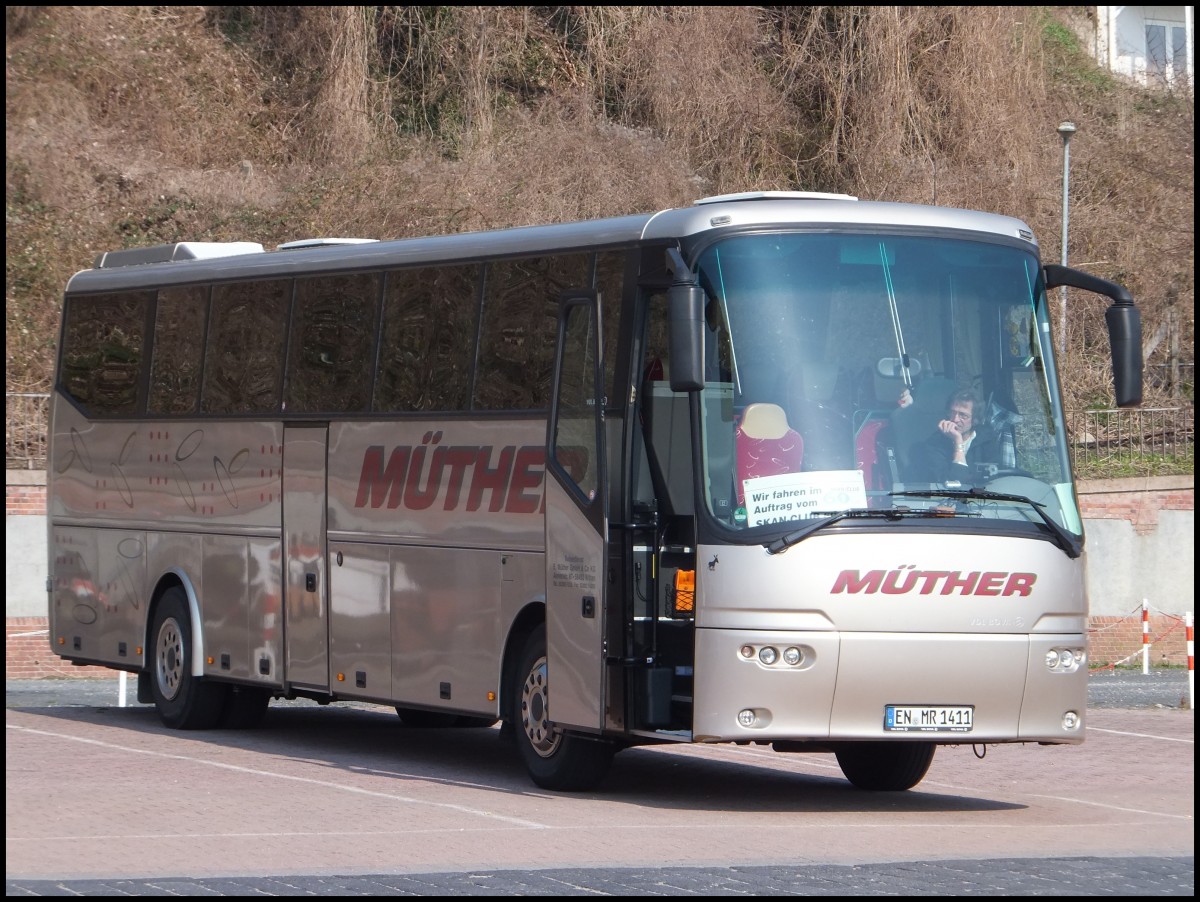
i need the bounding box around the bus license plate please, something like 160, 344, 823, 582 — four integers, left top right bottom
885, 705, 973, 732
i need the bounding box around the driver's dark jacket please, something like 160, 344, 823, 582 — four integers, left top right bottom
910, 422, 1003, 486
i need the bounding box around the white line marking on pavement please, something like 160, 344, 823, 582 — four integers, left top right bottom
6, 723, 549, 829
1026, 795, 1193, 820
1089, 727, 1193, 744
6, 827, 541, 844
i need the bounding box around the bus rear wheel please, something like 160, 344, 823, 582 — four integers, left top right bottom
835, 742, 936, 791
512, 625, 613, 791
149, 587, 227, 730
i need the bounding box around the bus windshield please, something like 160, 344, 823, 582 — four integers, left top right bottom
691, 231, 1079, 539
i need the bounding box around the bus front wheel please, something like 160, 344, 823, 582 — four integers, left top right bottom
512, 625, 613, 791
834, 742, 936, 791
149, 587, 227, 730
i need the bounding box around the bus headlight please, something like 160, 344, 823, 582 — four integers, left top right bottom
758, 646, 779, 666
782, 646, 802, 666
1045, 647, 1085, 673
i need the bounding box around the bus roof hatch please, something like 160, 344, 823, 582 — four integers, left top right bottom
93, 241, 264, 269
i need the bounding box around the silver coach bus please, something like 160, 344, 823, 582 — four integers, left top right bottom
47, 192, 1142, 791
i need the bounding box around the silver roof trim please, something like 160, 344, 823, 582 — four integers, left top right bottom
277, 238, 379, 250
696, 191, 858, 204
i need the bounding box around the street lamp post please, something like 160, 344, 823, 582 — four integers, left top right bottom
1057, 121, 1076, 357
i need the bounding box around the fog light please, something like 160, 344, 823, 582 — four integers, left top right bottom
737, 708, 757, 727
1062, 710, 1081, 731
758, 646, 779, 665
782, 646, 802, 666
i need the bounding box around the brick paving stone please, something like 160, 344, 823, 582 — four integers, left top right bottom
5, 856, 1194, 897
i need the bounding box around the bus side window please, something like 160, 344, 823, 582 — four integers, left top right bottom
595, 250, 628, 404
149, 285, 208, 415
286, 271, 380, 414
475, 253, 591, 411
552, 301, 600, 501
376, 264, 476, 413
60, 290, 153, 416
202, 279, 289, 415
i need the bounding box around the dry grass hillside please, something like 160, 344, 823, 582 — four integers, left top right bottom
5, 5, 1194, 411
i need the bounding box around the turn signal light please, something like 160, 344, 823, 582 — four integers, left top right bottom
673, 569, 695, 614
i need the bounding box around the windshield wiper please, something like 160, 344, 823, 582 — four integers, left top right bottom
890, 487, 1081, 559
765, 507, 957, 555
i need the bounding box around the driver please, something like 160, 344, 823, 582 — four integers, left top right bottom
911, 389, 1002, 486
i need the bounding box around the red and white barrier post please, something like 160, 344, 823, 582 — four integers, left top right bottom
1142, 598, 1150, 675
1187, 611, 1194, 712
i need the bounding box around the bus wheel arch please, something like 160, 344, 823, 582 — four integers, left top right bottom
510, 623, 614, 791
146, 580, 226, 730
500, 603, 546, 736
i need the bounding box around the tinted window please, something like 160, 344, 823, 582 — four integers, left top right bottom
287, 272, 381, 413
60, 291, 151, 416
148, 285, 209, 415
475, 254, 590, 410
375, 264, 477, 412
202, 279, 289, 414
552, 300, 600, 501
595, 250, 627, 402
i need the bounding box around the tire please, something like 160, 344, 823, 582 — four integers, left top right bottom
220, 685, 271, 729
512, 625, 613, 791
149, 587, 227, 730
835, 742, 936, 791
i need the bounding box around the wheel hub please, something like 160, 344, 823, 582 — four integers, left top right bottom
520, 654, 561, 758
155, 616, 184, 701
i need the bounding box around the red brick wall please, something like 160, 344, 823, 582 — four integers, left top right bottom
1075, 476, 1192, 666
6, 481, 46, 514
1077, 477, 1194, 536
1088, 612, 1189, 669
6, 617, 113, 679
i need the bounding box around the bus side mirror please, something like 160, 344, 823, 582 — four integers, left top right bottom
1105, 304, 1142, 408
1043, 264, 1143, 408
667, 283, 705, 393
664, 247, 705, 393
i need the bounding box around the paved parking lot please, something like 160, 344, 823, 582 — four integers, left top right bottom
5, 670, 1193, 895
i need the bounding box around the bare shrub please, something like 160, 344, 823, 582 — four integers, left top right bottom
4, 4, 1193, 414
561, 6, 800, 194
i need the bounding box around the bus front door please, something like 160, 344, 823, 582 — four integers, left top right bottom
282, 425, 329, 692
544, 293, 608, 731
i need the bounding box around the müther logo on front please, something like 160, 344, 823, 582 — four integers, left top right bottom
831, 567, 1037, 597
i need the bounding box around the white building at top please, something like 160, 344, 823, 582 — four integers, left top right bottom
1084, 6, 1194, 92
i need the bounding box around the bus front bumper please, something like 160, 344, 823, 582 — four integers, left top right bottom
692, 628, 1088, 744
